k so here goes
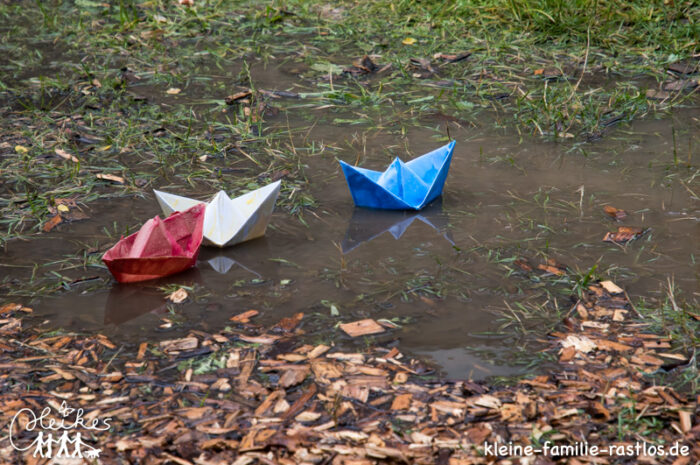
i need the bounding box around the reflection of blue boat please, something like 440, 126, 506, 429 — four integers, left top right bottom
339, 141, 455, 210
341, 201, 454, 253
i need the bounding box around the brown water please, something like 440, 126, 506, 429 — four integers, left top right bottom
1, 65, 698, 381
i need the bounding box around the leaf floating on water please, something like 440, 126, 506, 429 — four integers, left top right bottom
599, 280, 623, 295
603, 226, 648, 244
275, 312, 304, 332
603, 205, 627, 220
536, 258, 566, 276
42, 215, 63, 232
230, 309, 259, 323
339, 319, 385, 337
167, 288, 188, 303
224, 90, 252, 105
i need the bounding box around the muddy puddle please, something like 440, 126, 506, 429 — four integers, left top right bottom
1, 63, 698, 381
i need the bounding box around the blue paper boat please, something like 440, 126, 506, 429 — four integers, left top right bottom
339, 141, 455, 210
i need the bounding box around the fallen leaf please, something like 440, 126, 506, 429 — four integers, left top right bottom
275, 312, 304, 332
434, 51, 471, 63
15, 145, 29, 153
42, 215, 63, 232
646, 89, 670, 100
168, 288, 188, 303
603, 226, 648, 244
231, 310, 259, 323
402, 37, 416, 45
96, 173, 125, 184
599, 280, 624, 294
55, 148, 79, 162
603, 205, 627, 220
225, 90, 252, 104
339, 319, 385, 337
166, 87, 182, 95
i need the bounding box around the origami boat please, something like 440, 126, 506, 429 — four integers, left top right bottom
102, 204, 205, 283
153, 181, 281, 248
341, 201, 454, 253
339, 141, 455, 210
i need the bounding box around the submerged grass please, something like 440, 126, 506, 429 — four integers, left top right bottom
1, 0, 697, 242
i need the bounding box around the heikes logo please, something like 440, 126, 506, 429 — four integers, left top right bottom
9, 401, 110, 459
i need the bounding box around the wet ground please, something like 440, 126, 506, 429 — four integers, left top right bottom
0, 61, 698, 381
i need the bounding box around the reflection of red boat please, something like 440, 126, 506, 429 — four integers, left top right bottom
103, 205, 205, 283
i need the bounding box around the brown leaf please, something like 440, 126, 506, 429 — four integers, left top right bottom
55, 148, 79, 162
600, 280, 624, 294
603, 205, 627, 220
514, 258, 533, 271
225, 90, 252, 105
339, 319, 385, 337
275, 312, 304, 332
42, 215, 63, 232
96, 173, 125, 184
603, 226, 647, 244
537, 263, 565, 275
231, 309, 259, 323
434, 51, 471, 63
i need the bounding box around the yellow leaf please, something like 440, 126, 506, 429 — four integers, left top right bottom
57, 204, 70, 213
15, 145, 29, 154
402, 37, 416, 45
166, 87, 181, 95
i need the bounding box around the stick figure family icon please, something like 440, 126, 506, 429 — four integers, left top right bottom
9, 400, 111, 459
102, 141, 456, 282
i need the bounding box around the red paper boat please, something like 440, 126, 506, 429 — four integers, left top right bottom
102, 204, 205, 283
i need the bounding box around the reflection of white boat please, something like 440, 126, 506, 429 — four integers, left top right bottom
207, 256, 261, 277
341, 201, 454, 253
154, 181, 281, 248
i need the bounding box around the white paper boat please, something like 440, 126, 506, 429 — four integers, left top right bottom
154, 181, 281, 248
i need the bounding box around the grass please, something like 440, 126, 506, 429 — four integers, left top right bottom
1, 0, 697, 242
0, 0, 697, 391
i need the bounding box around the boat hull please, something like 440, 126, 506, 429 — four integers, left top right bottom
102, 204, 205, 283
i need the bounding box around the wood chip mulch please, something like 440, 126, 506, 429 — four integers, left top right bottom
0, 280, 698, 464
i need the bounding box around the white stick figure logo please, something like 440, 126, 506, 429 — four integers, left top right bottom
9, 401, 110, 459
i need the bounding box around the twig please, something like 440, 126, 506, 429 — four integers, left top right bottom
563, 25, 590, 105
